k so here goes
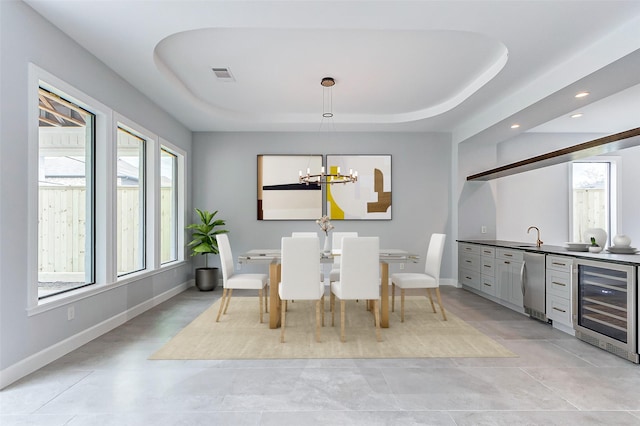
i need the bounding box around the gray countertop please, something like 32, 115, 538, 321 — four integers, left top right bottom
457, 239, 640, 266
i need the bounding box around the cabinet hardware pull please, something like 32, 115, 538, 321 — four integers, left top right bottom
552, 282, 566, 286
484, 265, 491, 268
552, 262, 566, 266
504, 261, 510, 264
553, 307, 566, 313
465, 276, 472, 280
483, 283, 491, 287
465, 260, 471, 263
504, 254, 513, 257
483, 250, 491, 254
465, 247, 472, 251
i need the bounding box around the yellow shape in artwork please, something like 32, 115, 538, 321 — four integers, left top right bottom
327, 166, 345, 219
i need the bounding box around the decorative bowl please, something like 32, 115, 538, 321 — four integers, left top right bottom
565, 242, 589, 252
613, 234, 631, 247
588, 246, 603, 253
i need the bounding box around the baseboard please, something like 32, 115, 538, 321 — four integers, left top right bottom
0, 279, 192, 390
441, 278, 460, 287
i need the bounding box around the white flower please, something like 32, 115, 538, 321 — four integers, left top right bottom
316, 215, 334, 235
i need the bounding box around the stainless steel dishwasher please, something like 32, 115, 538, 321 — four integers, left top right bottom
522, 252, 547, 322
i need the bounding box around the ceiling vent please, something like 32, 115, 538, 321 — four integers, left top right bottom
211, 67, 235, 82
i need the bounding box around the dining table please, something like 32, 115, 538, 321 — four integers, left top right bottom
238, 248, 419, 329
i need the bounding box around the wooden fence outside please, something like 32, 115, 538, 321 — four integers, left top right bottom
572, 188, 606, 242
39, 186, 174, 280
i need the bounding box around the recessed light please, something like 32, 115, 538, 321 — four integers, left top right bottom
510, 124, 520, 129
571, 113, 583, 119
575, 92, 590, 98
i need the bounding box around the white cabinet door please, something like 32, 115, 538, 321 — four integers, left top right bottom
496, 258, 523, 307
496, 260, 511, 302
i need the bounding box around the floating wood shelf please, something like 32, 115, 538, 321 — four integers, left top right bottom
467, 127, 640, 181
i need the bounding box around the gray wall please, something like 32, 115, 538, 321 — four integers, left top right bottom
0, 1, 192, 377
192, 131, 454, 278
457, 140, 497, 239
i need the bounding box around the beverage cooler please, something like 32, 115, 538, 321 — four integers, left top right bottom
572, 259, 638, 363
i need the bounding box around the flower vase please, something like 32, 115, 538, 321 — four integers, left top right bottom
323, 234, 330, 253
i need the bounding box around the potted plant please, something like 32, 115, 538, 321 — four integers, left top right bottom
186, 208, 228, 290
589, 237, 603, 253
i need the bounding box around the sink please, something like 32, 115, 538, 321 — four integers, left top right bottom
515, 244, 537, 248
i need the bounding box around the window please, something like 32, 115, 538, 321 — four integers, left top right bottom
571, 160, 618, 244
160, 147, 178, 263
117, 127, 146, 276
38, 88, 95, 299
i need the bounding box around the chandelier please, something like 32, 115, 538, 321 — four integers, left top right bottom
299, 77, 358, 186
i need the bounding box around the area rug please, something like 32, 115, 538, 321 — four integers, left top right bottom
149, 296, 516, 360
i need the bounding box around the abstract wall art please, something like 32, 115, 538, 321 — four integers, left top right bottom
326, 155, 392, 220
257, 155, 323, 220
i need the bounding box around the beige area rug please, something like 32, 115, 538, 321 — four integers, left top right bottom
150, 296, 516, 360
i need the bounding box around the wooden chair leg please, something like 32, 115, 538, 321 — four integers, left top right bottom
435, 287, 447, 321
315, 299, 321, 342
223, 289, 233, 314
401, 288, 405, 323
374, 299, 381, 342
321, 295, 325, 326
391, 283, 395, 312
330, 292, 335, 326
426, 288, 437, 313
259, 289, 263, 323
216, 288, 227, 322
340, 300, 346, 342
265, 285, 269, 313
280, 299, 286, 343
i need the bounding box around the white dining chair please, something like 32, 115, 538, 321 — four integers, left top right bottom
329, 231, 358, 284
279, 236, 325, 343
330, 236, 381, 342
291, 232, 325, 283
390, 233, 447, 322
216, 234, 269, 323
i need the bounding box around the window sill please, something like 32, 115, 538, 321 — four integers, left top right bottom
28, 261, 187, 316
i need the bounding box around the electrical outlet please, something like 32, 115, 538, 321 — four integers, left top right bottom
481, 226, 487, 234
67, 306, 75, 321
399, 263, 404, 270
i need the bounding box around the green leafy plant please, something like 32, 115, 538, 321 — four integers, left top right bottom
590, 237, 599, 247
186, 209, 228, 267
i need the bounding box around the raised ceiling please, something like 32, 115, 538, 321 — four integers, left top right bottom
24, 0, 640, 144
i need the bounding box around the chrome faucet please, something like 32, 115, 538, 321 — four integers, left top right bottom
527, 226, 543, 247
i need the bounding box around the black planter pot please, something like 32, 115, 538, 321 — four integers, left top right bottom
195, 267, 219, 291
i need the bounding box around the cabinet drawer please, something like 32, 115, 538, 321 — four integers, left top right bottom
546, 270, 571, 299
460, 270, 481, 290
459, 243, 481, 256
480, 274, 496, 297
547, 256, 572, 273
547, 295, 571, 326
459, 253, 481, 272
480, 246, 496, 258
496, 248, 524, 262
481, 258, 495, 276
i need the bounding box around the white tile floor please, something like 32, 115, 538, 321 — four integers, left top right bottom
1, 286, 639, 425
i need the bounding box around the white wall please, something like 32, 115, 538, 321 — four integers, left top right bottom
493, 133, 640, 246
192, 131, 454, 278
0, 1, 192, 387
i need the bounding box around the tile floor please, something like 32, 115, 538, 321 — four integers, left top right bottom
1, 286, 639, 425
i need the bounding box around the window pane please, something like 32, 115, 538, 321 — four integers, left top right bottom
117, 127, 145, 276
161, 148, 178, 263
572, 162, 609, 242
38, 88, 95, 298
